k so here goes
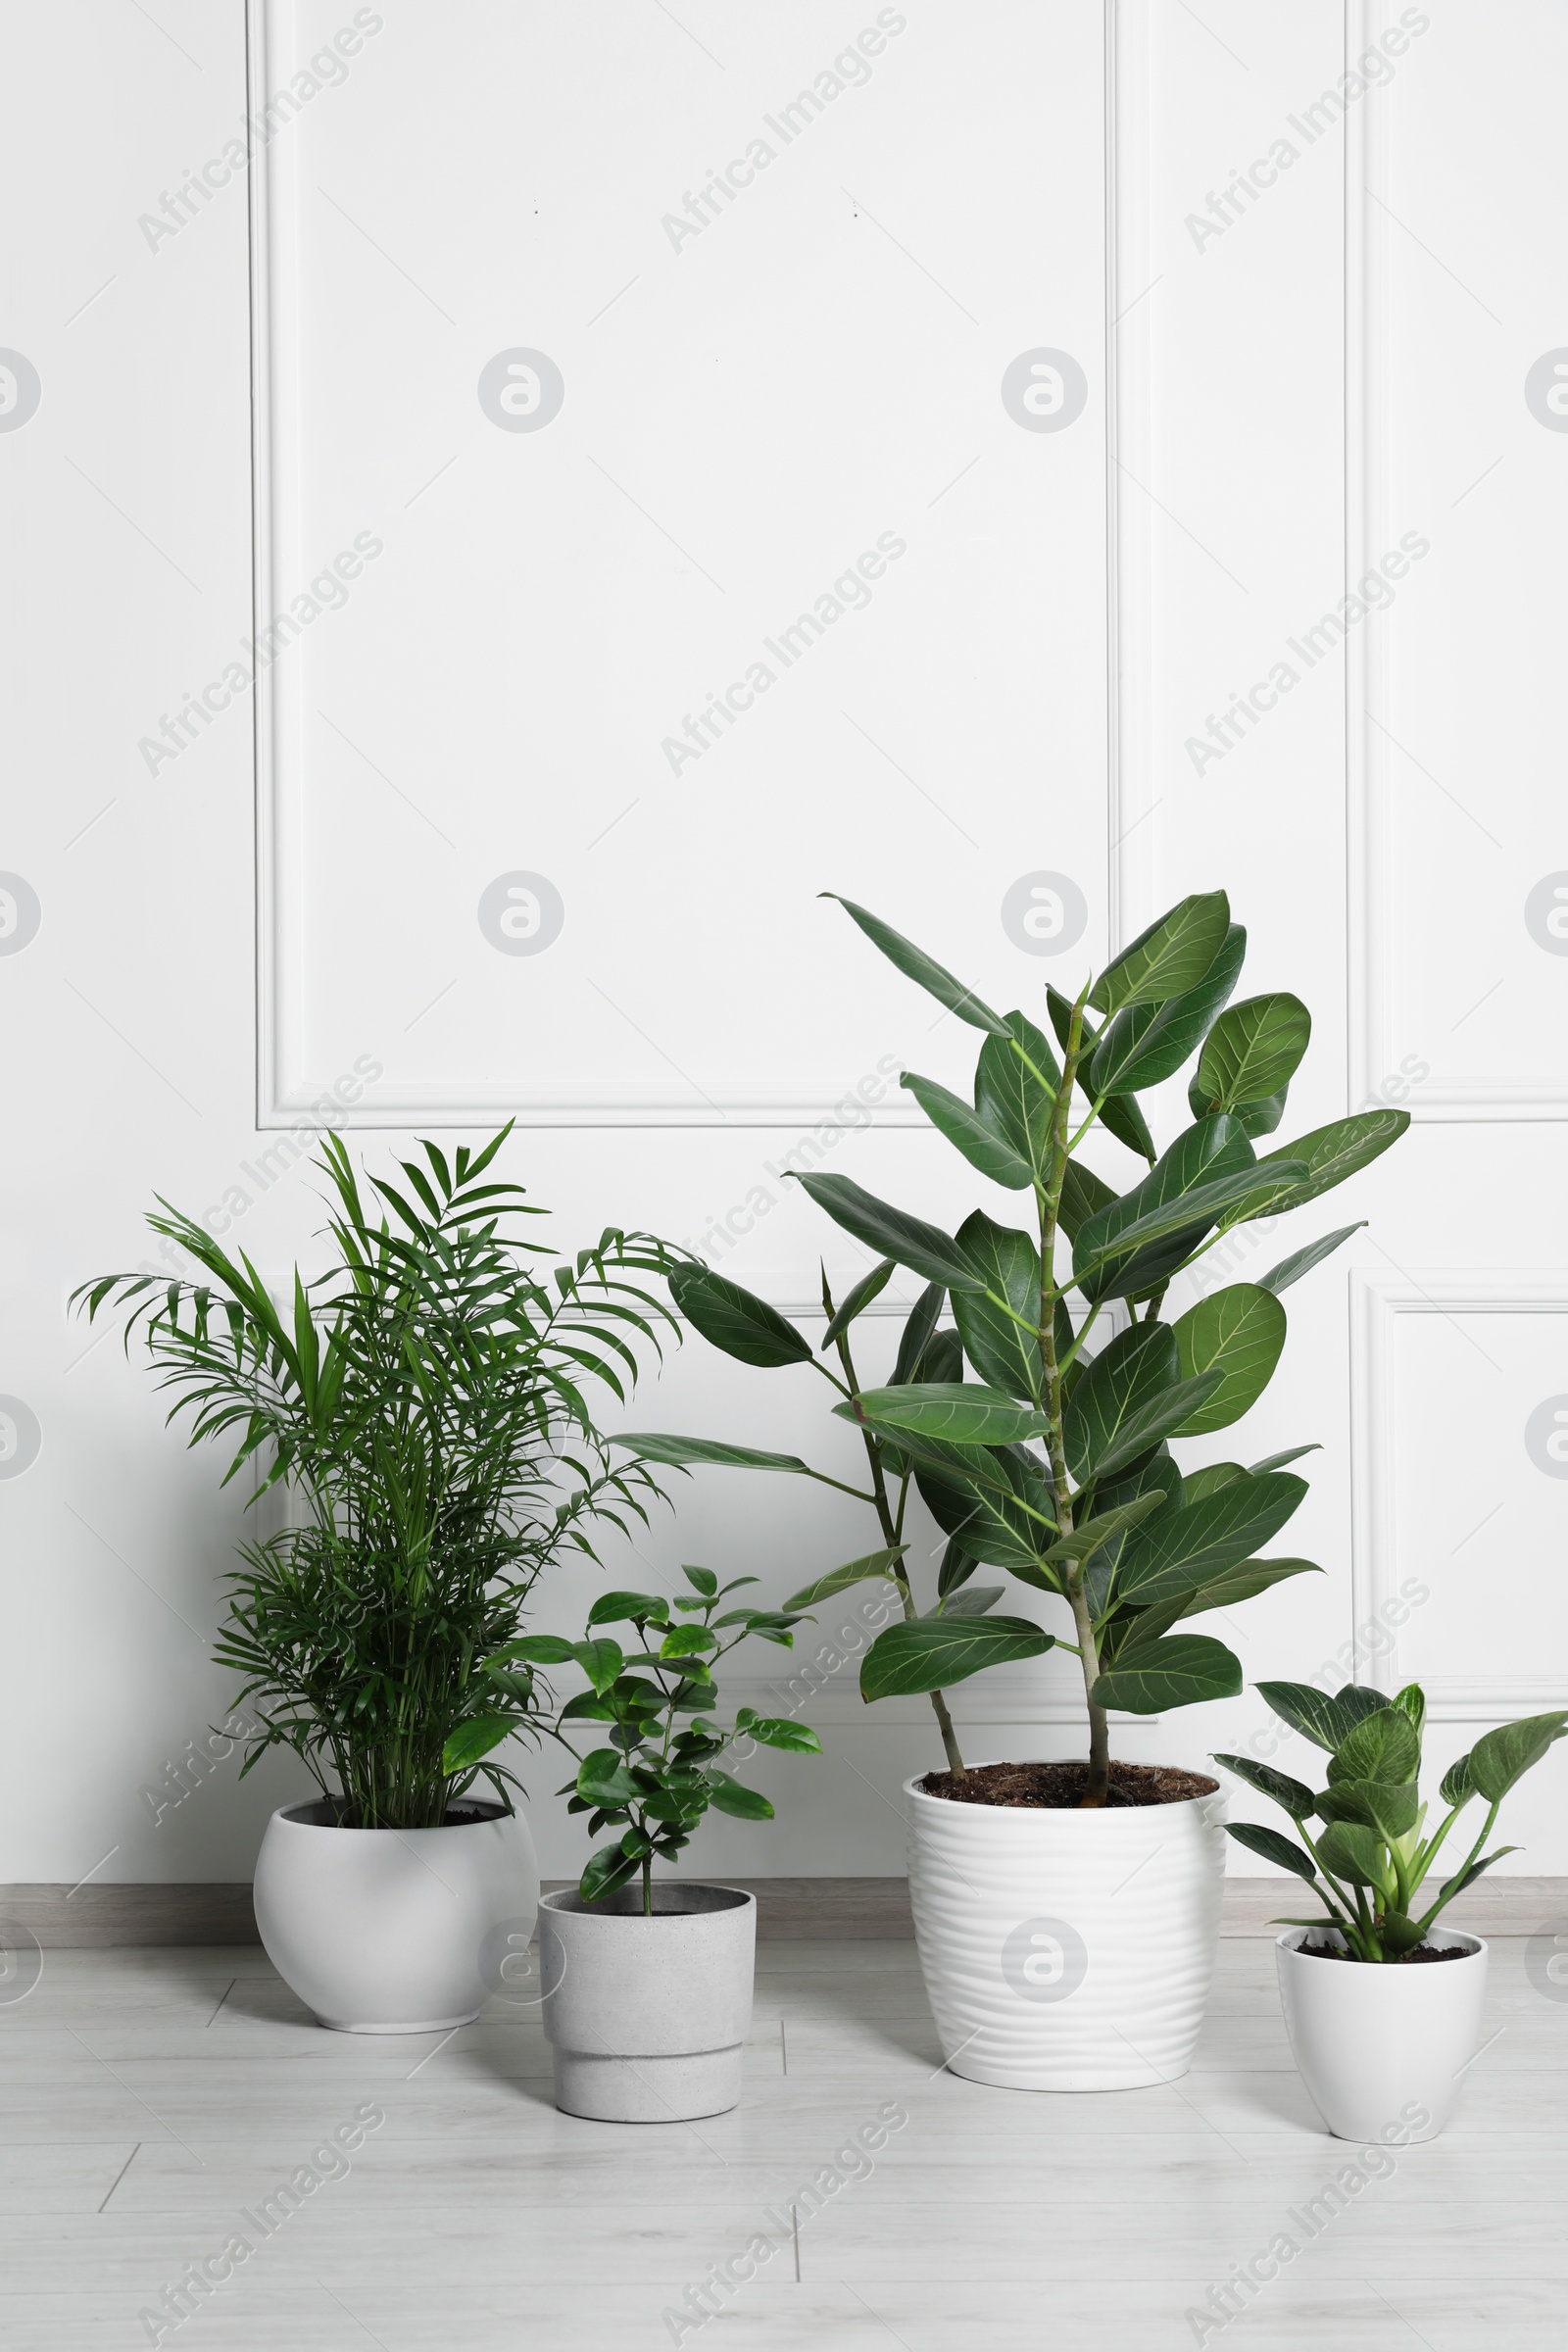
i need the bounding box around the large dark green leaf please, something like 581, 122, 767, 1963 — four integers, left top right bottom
891, 1281, 946, 1384
1090, 1632, 1243, 1713
1170, 1284, 1287, 1433
612, 1432, 817, 1477
1088, 892, 1232, 1015
442, 1716, 518, 1773
900, 1071, 1033, 1190
1240, 1110, 1410, 1219
840, 1383, 1048, 1446
913, 1442, 1056, 1573
930, 1583, 1005, 1619
1071, 1116, 1257, 1303
974, 1011, 1060, 1185
783, 1547, 907, 1610
823, 896, 1009, 1035
1254, 1680, 1390, 1754
1192, 993, 1312, 1115
704, 1769, 774, 1820
1315, 1820, 1384, 1886
793, 1173, 983, 1292
1070, 1368, 1221, 1485
1116, 1472, 1308, 1600
1177, 1556, 1320, 1616
1088, 924, 1247, 1098
1224, 1821, 1320, 1883
1258, 1224, 1364, 1296
821, 1259, 895, 1349
1057, 1158, 1118, 1245
1098, 1090, 1157, 1163
1327, 1708, 1419, 1787
668, 1263, 810, 1369
952, 1213, 1045, 1401
1212, 1752, 1316, 1818
860, 1613, 1054, 1698
1468, 1712, 1568, 1803
1317, 1777, 1419, 1839
1062, 1323, 1176, 1481
1182, 1461, 1247, 1501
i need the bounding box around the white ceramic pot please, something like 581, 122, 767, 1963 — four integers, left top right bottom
1275, 1926, 1489, 2141
905, 1762, 1227, 2090
538, 1884, 756, 2122
253, 1797, 539, 2033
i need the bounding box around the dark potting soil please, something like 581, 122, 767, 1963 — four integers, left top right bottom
1298, 1939, 1469, 1964
917, 1760, 1220, 1809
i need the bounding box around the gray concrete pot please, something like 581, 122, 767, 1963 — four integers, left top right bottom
538, 1884, 756, 2122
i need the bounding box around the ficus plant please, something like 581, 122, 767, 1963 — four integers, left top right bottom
492, 1570, 820, 1915
617, 890, 1409, 1805
1217, 1683, 1568, 1960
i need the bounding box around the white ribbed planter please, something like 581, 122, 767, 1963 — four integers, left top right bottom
1276, 1928, 1489, 2141
905, 1763, 1227, 2090
254, 1798, 539, 2033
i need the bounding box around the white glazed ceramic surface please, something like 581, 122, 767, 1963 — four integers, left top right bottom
253, 1798, 539, 2032
905, 1763, 1227, 2091
1275, 1926, 1489, 2141
538, 1884, 756, 2122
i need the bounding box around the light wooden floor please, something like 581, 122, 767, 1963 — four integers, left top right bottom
1, 1936, 1562, 2348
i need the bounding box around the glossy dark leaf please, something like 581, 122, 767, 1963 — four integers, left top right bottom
1241, 1110, 1410, 1219
1258, 1224, 1365, 1296
823, 895, 1010, 1034
951, 1212, 1045, 1402
1089, 892, 1232, 1015
793, 1173, 984, 1292
821, 1259, 896, 1350
1176, 1555, 1320, 1616
668, 1263, 811, 1368
1224, 1821, 1321, 1883
1170, 1284, 1287, 1434
1115, 1473, 1308, 1600
1090, 1632, 1243, 1713
1212, 1752, 1316, 1819
1316, 1776, 1419, 1839
1326, 1708, 1419, 1788
891, 1281, 947, 1385
901, 1071, 1033, 1190
974, 1011, 1061, 1188
1315, 1820, 1384, 1886
840, 1383, 1049, 1446
704, 1769, 775, 1820
1254, 1680, 1390, 1754
860, 1613, 1054, 1699
1192, 993, 1312, 1115
613, 1433, 819, 1477
783, 1547, 907, 1611
1089, 924, 1247, 1098
1468, 1711, 1568, 1804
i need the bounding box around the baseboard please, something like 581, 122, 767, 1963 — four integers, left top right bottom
9, 1875, 1566, 1948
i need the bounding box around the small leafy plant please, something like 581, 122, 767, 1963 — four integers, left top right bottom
617, 890, 1409, 1802
1218, 1682, 1568, 1960
502, 1570, 821, 1914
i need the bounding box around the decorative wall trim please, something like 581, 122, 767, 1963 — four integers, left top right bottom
1106, 0, 1153, 963
1350, 1269, 1568, 1719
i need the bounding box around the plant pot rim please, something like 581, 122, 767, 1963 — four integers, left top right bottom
539, 1884, 756, 1922
1276, 1924, 1488, 1966
270, 1798, 513, 1836
902, 1765, 1221, 1819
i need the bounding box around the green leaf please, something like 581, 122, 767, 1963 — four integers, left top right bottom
793, 1173, 984, 1293
1182, 1462, 1247, 1501
586, 1591, 670, 1629
860, 1614, 1054, 1699
668, 1262, 810, 1369
938, 1537, 979, 1598
571, 1638, 624, 1695
1258, 1224, 1365, 1297
1316, 1776, 1419, 1840
1212, 1752, 1316, 1818
613, 1433, 820, 1477
661, 1625, 718, 1660
1063, 1322, 1176, 1480
1115, 1472, 1308, 1600
1248, 1444, 1321, 1475
442, 1715, 517, 1773
1468, 1711, 1568, 1804
1192, 993, 1312, 1116
974, 1011, 1060, 1184
821, 1259, 896, 1350
1242, 1110, 1410, 1219
1097, 1089, 1158, 1164
1228, 1086, 1291, 1140
1439, 1752, 1475, 1809
1315, 1820, 1385, 1886
823, 895, 1009, 1035
1036, 1488, 1170, 1567
1437, 1847, 1520, 1904
1072, 1115, 1262, 1303
914, 1442, 1057, 1576
575, 1747, 639, 1807
901, 1072, 1033, 1190
933, 1583, 1004, 1618
1256, 1680, 1390, 1754
1328, 1708, 1420, 1788
580, 1844, 640, 1902
682, 1565, 718, 1595
783, 1547, 907, 1611
1057, 1158, 1118, 1245
1390, 1683, 1426, 1743
841, 1383, 1049, 1446
1091, 1633, 1243, 1713
487, 1634, 576, 1667
744, 1717, 822, 1753
891, 1281, 946, 1385
1170, 1285, 1287, 1434
1224, 1821, 1321, 1883
951, 1213, 1046, 1402
704, 1769, 775, 1820
1089, 892, 1232, 1015
1177, 1556, 1321, 1616
1088, 924, 1247, 1098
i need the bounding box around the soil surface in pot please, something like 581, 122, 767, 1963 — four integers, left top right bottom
918, 1760, 1219, 1808
1298, 1939, 1470, 1964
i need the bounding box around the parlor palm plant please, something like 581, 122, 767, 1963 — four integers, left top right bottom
75, 1127, 677, 1828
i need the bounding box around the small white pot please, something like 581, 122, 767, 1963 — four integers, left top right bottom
538, 1884, 756, 2122
1275, 1926, 1489, 2141
253, 1798, 539, 2033
905, 1762, 1227, 2091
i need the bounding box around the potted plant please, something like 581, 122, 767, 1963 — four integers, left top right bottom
76, 1126, 676, 2033
502, 1573, 818, 2121
1216, 1682, 1566, 2137
618, 890, 1409, 2088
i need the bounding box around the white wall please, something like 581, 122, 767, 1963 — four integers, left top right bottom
3, 0, 1565, 1889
